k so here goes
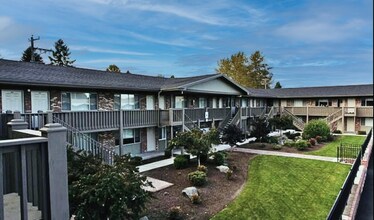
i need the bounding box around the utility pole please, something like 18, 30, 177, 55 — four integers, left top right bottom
29, 35, 53, 62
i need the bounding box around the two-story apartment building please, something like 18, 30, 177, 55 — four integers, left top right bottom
0, 59, 249, 156
248, 85, 373, 133
1, 59, 373, 156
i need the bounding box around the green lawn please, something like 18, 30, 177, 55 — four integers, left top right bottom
305, 135, 366, 157
212, 155, 350, 220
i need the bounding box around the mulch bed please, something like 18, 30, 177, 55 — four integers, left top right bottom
239, 142, 327, 153
142, 152, 255, 220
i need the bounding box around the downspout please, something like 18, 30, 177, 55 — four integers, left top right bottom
157, 89, 162, 127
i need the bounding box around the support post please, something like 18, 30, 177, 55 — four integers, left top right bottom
7, 111, 28, 138
40, 123, 69, 220
119, 110, 123, 156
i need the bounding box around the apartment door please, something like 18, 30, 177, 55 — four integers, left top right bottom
146, 128, 156, 151
1, 90, 23, 113
346, 118, 355, 133
31, 91, 49, 113
146, 95, 155, 110
159, 96, 165, 110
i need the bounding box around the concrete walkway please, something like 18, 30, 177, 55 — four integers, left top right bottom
232, 147, 337, 162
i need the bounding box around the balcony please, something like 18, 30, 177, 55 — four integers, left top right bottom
160, 108, 231, 126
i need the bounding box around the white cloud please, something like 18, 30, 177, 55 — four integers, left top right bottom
126, 31, 196, 47
70, 45, 153, 56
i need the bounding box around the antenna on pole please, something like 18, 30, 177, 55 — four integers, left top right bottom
28, 35, 53, 62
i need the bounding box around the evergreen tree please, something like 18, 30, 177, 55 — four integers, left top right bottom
106, 64, 121, 73
274, 81, 282, 88
248, 51, 273, 89
49, 39, 75, 66
21, 46, 44, 63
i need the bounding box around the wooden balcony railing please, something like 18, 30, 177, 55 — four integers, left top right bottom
356, 107, 373, 117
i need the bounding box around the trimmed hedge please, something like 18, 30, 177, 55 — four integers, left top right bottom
302, 120, 330, 140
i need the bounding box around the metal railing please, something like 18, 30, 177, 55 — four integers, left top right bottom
53, 116, 114, 165
327, 129, 372, 219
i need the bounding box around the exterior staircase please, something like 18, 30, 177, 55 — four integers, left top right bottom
53, 116, 115, 164
218, 110, 241, 131
281, 108, 306, 131
324, 109, 343, 131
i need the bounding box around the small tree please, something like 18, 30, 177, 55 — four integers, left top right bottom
221, 124, 243, 150
21, 46, 44, 63
49, 39, 75, 66
67, 147, 152, 219
106, 64, 121, 72
169, 128, 220, 166
250, 117, 271, 142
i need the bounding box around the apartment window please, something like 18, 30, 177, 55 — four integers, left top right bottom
175, 96, 185, 108
316, 99, 331, 107
122, 129, 140, 144
361, 118, 373, 126
159, 127, 166, 140
114, 94, 140, 110
199, 98, 207, 108
62, 92, 97, 111
361, 98, 373, 106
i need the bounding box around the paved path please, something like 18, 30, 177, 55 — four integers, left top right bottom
232, 147, 337, 162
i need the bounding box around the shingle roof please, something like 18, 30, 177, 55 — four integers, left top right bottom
0, 59, 214, 92
247, 84, 373, 98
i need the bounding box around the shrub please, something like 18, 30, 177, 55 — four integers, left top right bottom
67, 148, 151, 220
309, 138, 316, 146
188, 171, 207, 186
267, 136, 279, 144
302, 120, 330, 140
174, 155, 189, 169
226, 169, 233, 180
200, 153, 208, 163
212, 152, 226, 166
129, 156, 143, 166
284, 140, 296, 147
333, 130, 342, 134
164, 149, 172, 158
197, 165, 208, 173
315, 135, 322, 143
295, 140, 309, 150
358, 130, 367, 135
190, 193, 202, 204
169, 206, 183, 220
272, 144, 282, 150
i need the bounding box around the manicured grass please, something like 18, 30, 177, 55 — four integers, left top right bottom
305, 135, 366, 157
212, 155, 350, 220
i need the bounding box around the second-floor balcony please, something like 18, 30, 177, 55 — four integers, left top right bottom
283, 106, 373, 118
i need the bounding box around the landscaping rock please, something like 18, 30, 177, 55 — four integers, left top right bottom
139, 216, 149, 220
216, 165, 230, 173
182, 187, 199, 199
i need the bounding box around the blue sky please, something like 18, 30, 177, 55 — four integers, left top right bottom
0, 0, 372, 88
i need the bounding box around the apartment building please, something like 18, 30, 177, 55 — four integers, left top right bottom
0, 59, 373, 156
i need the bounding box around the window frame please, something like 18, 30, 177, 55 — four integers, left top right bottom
61, 92, 98, 111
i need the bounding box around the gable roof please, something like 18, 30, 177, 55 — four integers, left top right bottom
0, 59, 247, 95
247, 84, 373, 98
161, 74, 249, 95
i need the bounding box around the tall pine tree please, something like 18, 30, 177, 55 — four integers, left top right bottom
49, 39, 75, 66
21, 46, 44, 63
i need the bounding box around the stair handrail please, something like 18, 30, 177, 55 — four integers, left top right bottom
218, 110, 233, 130
53, 116, 114, 165
229, 110, 241, 126
184, 112, 199, 130
282, 108, 305, 130
324, 109, 343, 124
